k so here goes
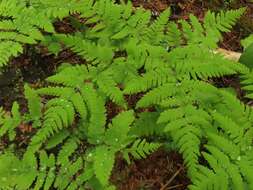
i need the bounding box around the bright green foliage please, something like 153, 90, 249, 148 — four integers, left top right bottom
239, 72, 253, 99
0, 102, 21, 141
0, 0, 50, 66
0, 66, 150, 189
123, 139, 161, 164
24, 84, 42, 127
0, 0, 252, 190
241, 34, 253, 49
0, 152, 36, 190
94, 146, 116, 186
159, 105, 208, 177
239, 34, 253, 69
240, 35, 253, 97
130, 112, 166, 136
29, 0, 85, 19
0, 0, 86, 67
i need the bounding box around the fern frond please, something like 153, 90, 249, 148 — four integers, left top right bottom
203, 145, 244, 189
46, 64, 88, 88
167, 22, 182, 47
212, 111, 250, 148
124, 68, 176, 94
94, 146, 116, 186
0, 2, 250, 190
0, 42, 23, 66
0, 153, 23, 189
66, 164, 94, 190
207, 133, 240, 160
191, 130, 253, 190
136, 83, 178, 108
32, 0, 85, 20
55, 34, 114, 64
159, 105, 212, 177
241, 71, 253, 99
204, 8, 245, 43
168, 45, 248, 79
0, 102, 21, 140
70, 93, 88, 120
0, 0, 56, 66
238, 159, 253, 189
189, 165, 229, 190
43, 153, 56, 190
215, 91, 253, 148
130, 112, 165, 137
37, 87, 75, 98
104, 110, 135, 148
176, 8, 245, 48
45, 129, 70, 149
34, 151, 55, 190
24, 84, 41, 127
57, 137, 79, 166
30, 98, 75, 145
145, 9, 170, 44
96, 73, 126, 106
54, 157, 83, 190
80, 84, 106, 144
123, 139, 161, 164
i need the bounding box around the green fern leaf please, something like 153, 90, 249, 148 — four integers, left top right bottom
81, 84, 106, 144
145, 9, 170, 44
44, 154, 56, 190
123, 139, 161, 164
55, 34, 114, 64
70, 93, 88, 120
189, 165, 229, 190
104, 110, 135, 148
45, 129, 70, 149
34, 151, 49, 190
130, 112, 165, 137
96, 73, 126, 106
0, 102, 21, 140
136, 83, 177, 108
124, 68, 176, 94
94, 146, 115, 186
24, 84, 42, 127
57, 137, 79, 166
54, 157, 83, 190
37, 87, 75, 98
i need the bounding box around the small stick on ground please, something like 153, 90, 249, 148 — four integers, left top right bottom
160, 167, 183, 190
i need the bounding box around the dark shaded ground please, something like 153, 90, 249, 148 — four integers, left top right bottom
0, 0, 253, 189
111, 150, 189, 190
0, 46, 83, 110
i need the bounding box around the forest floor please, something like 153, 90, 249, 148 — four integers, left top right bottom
0, 1, 253, 190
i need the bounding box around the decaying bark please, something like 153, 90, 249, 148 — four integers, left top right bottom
216, 48, 241, 62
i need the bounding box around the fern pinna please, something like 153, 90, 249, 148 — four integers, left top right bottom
0, 0, 253, 189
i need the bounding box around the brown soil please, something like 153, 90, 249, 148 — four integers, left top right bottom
0, 46, 84, 111
111, 150, 189, 190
